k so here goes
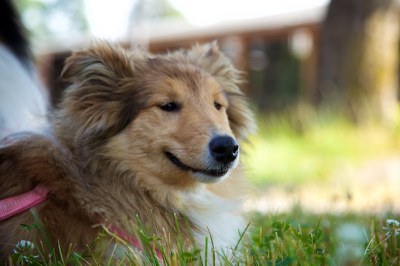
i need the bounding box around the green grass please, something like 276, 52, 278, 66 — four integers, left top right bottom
248, 210, 400, 265
6, 210, 400, 265
243, 107, 400, 186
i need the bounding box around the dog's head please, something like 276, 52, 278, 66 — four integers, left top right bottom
58, 42, 255, 188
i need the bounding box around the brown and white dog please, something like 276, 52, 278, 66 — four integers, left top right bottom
0, 41, 255, 262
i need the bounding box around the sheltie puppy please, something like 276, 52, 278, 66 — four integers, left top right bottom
0, 41, 255, 263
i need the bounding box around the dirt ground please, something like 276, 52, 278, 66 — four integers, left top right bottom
244, 157, 400, 214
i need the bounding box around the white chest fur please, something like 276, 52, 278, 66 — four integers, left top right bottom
180, 187, 246, 255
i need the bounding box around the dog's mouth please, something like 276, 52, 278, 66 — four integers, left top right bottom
165, 151, 229, 178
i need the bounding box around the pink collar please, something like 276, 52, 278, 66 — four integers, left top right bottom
0, 185, 163, 262
0, 185, 49, 221
107, 224, 163, 261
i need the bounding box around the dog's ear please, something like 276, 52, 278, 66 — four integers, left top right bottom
61, 41, 133, 84
186, 42, 256, 140
56, 42, 149, 160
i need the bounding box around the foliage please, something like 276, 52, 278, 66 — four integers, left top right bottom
15, 0, 182, 45
15, 0, 88, 42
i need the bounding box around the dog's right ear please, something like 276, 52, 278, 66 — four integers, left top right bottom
56, 42, 151, 161
61, 41, 133, 85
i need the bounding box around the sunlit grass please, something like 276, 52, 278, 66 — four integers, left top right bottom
7, 211, 400, 265
243, 107, 400, 186
248, 210, 400, 265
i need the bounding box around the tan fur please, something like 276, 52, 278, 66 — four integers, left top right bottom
0, 42, 255, 261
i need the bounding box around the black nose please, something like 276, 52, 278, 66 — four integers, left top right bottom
209, 135, 239, 164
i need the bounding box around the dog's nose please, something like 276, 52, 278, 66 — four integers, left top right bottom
209, 135, 239, 164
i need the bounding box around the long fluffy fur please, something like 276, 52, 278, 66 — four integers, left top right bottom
0, 42, 255, 262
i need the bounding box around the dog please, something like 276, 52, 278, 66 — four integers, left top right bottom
0, 41, 255, 263
0, 0, 48, 139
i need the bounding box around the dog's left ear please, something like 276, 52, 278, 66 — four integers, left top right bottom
185, 42, 256, 140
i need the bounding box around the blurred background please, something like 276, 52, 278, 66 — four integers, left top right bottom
16, 0, 400, 214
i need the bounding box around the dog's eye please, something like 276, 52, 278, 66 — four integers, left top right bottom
214, 101, 222, 110
159, 102, 180, 112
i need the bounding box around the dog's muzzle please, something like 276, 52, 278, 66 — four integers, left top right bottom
164, 135, 239, 180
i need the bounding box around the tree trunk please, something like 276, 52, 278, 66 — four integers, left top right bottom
315, 0, 399, 124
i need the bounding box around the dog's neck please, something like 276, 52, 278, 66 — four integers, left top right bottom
73, 157, 245, 252
75, 166, 195, 244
